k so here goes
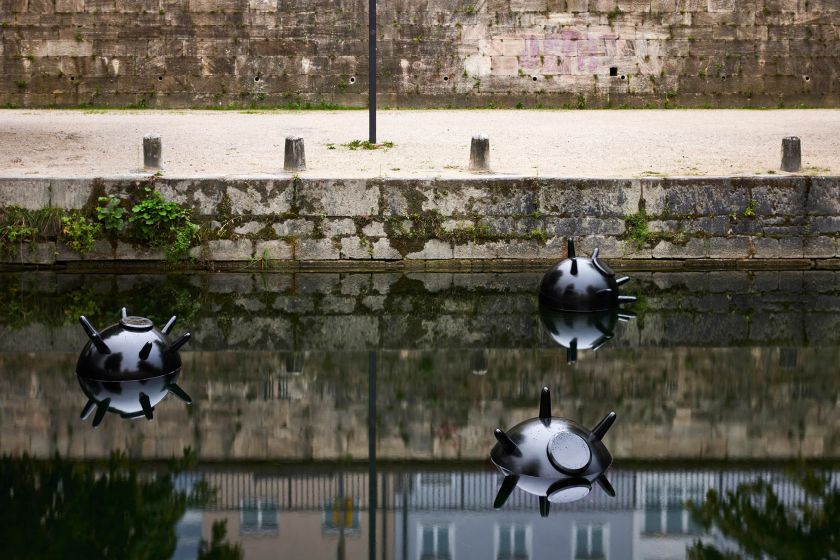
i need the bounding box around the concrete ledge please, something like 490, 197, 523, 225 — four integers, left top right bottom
1, 176, 838, 267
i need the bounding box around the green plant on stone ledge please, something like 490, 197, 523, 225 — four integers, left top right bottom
743, 198, 757, 219
169, 222, 199, 261
624, 209, 650, 249
95, 195, 126, 235
129, 187, 198, 261
0, 206, 63, 254
0, 222, 37, 252
61, 213, 99, 254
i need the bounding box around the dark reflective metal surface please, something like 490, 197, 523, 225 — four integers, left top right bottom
76, 308, 191, 426
538, 305, 636, 363
0, 270, 838, 559
539, 239, 635, 311
491, 387, 616, 515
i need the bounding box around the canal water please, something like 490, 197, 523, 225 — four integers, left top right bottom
0, 270, 838, 559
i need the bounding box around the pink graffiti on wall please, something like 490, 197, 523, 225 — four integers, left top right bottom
512, 30, 631, 75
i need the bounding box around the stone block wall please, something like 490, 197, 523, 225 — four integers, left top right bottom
0, 175, 838, 266
1, 0, 839, 107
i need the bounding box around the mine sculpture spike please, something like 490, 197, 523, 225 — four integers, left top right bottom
166, 382, 193, 405
493, 475, 520, 509
590, 411, 617, 442
92, 399, 111, 428
161, 315, 177, 335
120, 307, 128, 319
590, 338, 609, 353
539, 496, 550, 518
166, 332, 191, 354
617, 295, 637, 303
615, 276, 630, 286
591, 248, 615, 278
139, 341, 153, 360
139, 392, 154, 420
539, 386, 551, 420
79, 316, 111, 355
567, 238, 576, 259
596, 475, 616, 498
567, 340, 578, 364
494, 429, 521, 456
80, 398, 96, 420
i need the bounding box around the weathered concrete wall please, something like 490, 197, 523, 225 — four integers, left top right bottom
1, 0, 839, 108
1, 176, 839, 265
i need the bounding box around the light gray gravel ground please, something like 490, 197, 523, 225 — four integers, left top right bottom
1, 109, 838, 178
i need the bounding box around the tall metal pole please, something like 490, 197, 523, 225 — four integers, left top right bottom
368, 0, 377, 143
368, 351, 377, 560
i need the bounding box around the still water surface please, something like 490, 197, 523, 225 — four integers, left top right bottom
0, 270, 838, 559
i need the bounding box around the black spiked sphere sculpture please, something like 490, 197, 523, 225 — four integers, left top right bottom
490, 387, 617, 517
76, 308, 192, 428
539, 239, 636, 311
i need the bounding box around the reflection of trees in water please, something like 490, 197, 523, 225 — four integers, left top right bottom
0, 452, 241, 560
198, 520, 242, 560
687, 468, 840, 559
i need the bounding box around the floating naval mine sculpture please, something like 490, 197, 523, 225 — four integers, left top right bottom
76, 308, 192, 427
539, 239, 636, 312
538, 307, 636, 364
490, 387, 616, 517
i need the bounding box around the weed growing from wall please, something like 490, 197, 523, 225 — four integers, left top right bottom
129, 187, 198, 261
95, 195, 126, 235
61, 213, 99, 253
624, 209, 650, 249
0, 207, 63, 255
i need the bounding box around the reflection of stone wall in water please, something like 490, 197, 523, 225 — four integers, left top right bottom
1, 270, 839, 353
0, 344, 838, 461
1, 0, 839, 107
0, 270, 837, 460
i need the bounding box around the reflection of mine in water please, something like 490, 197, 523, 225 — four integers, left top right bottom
76, 308, 192, 427
491, 386, 616, 517
539, 306, 635, 364
471, 349, 488, 375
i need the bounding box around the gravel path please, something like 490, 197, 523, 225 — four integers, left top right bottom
1, 109, 838, 178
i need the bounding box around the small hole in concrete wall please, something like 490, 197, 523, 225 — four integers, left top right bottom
532, 76, 538, 81
721, 75, 727, 80
442, 75, 449, 82
609, 66, 618, 76
804, 75, 811, 82
254, 75, 261, 82
620, 75, 626, 80
69, 76, 75, 81
158, 75, 163, 81
349, 76, 356, 84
